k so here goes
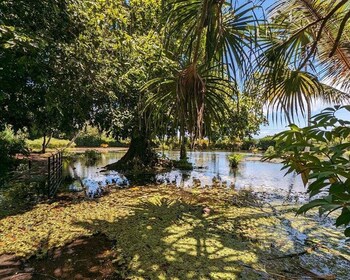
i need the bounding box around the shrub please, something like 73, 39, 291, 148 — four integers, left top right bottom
195, 138, 209, 150
84, 149, 101, 160
172, 159, 193, 170
264, 146, 275, 157
264, 106, 350, 237
257, 136, 276, 150
212, 137, 235, 150
0, 127, 28, 166
75, 134, 102, 147
26, 138, 73, 150
75, 127, 128, 147
228, 153, 244, 168
241, 138, 257, 151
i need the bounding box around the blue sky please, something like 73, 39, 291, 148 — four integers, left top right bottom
239, 0, 350, 138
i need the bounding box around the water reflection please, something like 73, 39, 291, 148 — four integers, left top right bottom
64, 150, 306, 197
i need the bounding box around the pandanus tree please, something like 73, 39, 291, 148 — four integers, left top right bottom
256, 0, 350, 124
145, 0, 260, 159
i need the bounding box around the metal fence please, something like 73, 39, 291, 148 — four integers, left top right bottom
47, 152, 63, 197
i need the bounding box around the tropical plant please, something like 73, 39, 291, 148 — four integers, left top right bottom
257, 136, 276, 151
228, 153, 244, 168
145, 0, 260, 159
255, 0, 350, 124
265, 106, 350, 237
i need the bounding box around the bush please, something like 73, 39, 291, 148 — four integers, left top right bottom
26, 138, 73, 150
257, 136, 276, 150
264, 146, 275, 157
75, 134, 102, 147
228, 153, 244, 168
212, 137, 235, 150
0, 127, 28, 166
241, 138, 257, 151
172, 159, 193, 170
75, 127, 128, 147
195, 138, 209, 150
265, 106, 350, 237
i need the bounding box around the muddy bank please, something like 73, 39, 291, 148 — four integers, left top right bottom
0, 234, 117, 280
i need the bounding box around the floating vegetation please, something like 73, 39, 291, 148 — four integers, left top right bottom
0, 186, 349, 279
172, 159, 193, 170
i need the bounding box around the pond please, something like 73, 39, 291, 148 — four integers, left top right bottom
63, 150, 306, 200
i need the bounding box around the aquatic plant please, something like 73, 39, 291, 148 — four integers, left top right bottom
0, 186, 349, 279
172, 159, 193, 170
228, 153, 243, 168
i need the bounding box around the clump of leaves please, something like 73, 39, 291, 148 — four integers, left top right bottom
172, 159, 193, 170
228, 153, 244, 168
264, 146, 275, 157
264, 106, 350, 237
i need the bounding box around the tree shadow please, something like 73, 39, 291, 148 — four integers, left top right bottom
74, 196, 308, 279
0, 235, 118, 280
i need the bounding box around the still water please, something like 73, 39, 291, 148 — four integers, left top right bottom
64, 150, 305, 197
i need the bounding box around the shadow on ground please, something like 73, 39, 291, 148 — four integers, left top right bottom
0, 235, 118, 280
74, 197, 310, 279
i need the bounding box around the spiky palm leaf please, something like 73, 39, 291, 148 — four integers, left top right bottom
256, 0, 350, 122
143, 64, 235, 139
146, 0, 258, 143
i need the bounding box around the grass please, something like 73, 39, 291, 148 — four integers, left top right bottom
0, 186, 349, 279
26, 138, 74, 150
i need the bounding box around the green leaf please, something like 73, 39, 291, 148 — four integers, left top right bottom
345, 227, 350, 237
297, 199, 330, 214
335, 207, 350, 227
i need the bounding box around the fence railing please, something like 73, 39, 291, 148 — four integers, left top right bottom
47, 152, 63, 197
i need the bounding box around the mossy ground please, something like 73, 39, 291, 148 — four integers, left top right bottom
0, 186, 349, 279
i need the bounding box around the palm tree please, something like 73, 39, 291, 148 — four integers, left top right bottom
255, 0, 350, 124
145, 0, 260, 159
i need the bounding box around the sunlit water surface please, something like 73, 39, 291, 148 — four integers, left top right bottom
64, 150, 306, 199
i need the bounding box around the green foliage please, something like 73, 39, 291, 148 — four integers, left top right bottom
75, 127, 128, 147
0, 127, 28, 172
75, 134, 103, 147
172, 159, 193, 170
257, 136, 276, 151
241, 139, 258, 151
264, 146, 275, 157
26, 138, 73, 150
254, 1, 350, 123
212, 137, 235, 150
265, 106, 350, 236
228, 153, 244, 168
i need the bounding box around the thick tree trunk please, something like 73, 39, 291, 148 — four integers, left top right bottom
106, 132, 158, 171
180, 138, 187, 160
180, 125, 187, 160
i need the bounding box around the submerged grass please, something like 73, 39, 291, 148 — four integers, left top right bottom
0, 185, 349, 279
